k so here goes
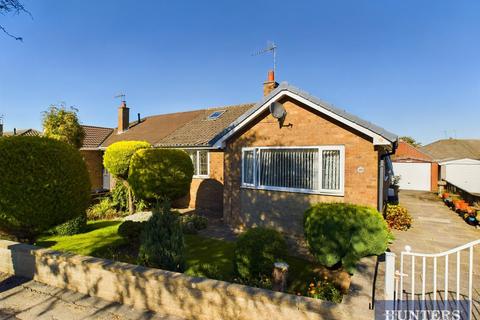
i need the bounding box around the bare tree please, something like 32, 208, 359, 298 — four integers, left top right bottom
0, 0, 30, 41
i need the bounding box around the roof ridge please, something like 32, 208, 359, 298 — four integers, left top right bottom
81, 125, 113, 130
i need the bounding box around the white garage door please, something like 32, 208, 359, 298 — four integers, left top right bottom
392, 162, 431, 191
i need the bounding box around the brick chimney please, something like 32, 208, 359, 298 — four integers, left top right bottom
263, 70, 278, 96
117, 100, 130, 134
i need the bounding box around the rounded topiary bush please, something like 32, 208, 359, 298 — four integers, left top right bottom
304, 203, 391, 273
233, 227, 287, 281
0, 136, 91, 242
128, 148, 194, 202
103, 141, 151, 179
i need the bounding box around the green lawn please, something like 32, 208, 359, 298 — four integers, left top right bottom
37, 220, 317, 294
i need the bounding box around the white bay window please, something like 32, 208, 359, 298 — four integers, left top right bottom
241, 146, 344, 195
186, 150, 209, 178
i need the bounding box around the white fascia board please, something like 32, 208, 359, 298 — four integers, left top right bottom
213, 91, 393, 148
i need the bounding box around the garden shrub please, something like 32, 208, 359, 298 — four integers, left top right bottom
103, 141, 151, 179
52, 212, 87, 236
306, 279, 343, 303
180, 215, 208, 234
87, 198, 121, 220
304, 203, 391, 274
128, 148, 194, 202
233, 227, 287, 282
0, 136, 90, 242
385, 204, 412, 231
111, 182, 129, 211
118, 220, 146, 244
137, 201, 185, 272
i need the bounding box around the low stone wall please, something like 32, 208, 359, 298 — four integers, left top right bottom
0, 240, 349, 320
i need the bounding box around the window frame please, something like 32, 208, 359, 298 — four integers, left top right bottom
241, 145, 345, 196
185, 149, 210, 179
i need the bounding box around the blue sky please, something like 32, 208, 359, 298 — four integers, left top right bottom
1, 0, 479, 144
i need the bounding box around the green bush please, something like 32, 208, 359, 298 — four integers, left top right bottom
137, 202, 185, 272
118, 220, 146, 243
180, 215, 208, 234
87, 198, 121, 220
233, 228, 287, 282
306, 279, 343, 303
0, 136, 90, 242
385, 204, 412, 231
304, 203, 391, 273
129, 148, 194, 202
111, 182, 129, 211
52, 212, 87, 236
103, 141, 151, 179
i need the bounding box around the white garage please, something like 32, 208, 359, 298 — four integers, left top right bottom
392, 162, 431, 191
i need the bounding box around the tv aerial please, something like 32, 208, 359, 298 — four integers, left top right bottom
114, 92, 126, 102
252, 41, 277, 73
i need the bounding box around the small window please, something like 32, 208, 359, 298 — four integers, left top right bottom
207, 110, 225, 120
186, 150, 209, 178
241, 146, 344, 195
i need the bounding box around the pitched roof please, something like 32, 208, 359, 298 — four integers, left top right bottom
81, 125, 113, 149
212, 82, 398, 147
156, 104, 255, 147
391, 140, 433, 162
421, 139, 480, 161
101, 109, 204, 147
2, 129, 41, 137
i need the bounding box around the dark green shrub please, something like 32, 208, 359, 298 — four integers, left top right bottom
87, 198, 121, 220
0, 136, 90, 242
128, 148, 194, 202
385, 204, 412, 231
118, 220, 146, 243
103, 141, 151, 179
137, 202, 185, 272
233, 227, 287, 282
180, 215, 208, 234
304, 203, 391, 273
52, 212, 87, 236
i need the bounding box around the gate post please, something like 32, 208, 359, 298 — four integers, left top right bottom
385, 252, 396, 301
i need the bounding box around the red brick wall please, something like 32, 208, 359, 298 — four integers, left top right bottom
223, 98, 382, 234
187, 151, 224, 216
80, 150, 103, 191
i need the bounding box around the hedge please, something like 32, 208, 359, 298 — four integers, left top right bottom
0, 136, 91, 242
233, 227, 287, 282
304, 203, 391, 273
128, 148, 194, 202
103, 141, 151, 179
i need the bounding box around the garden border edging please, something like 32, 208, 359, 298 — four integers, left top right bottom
0, 240, 348, 320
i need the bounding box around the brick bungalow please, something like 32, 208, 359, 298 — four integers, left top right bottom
82, 71, 398, 234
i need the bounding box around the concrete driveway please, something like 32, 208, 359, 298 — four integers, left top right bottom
378, 190, 480, 318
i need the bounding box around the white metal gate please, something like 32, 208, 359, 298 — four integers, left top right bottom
385, 240, 480, 319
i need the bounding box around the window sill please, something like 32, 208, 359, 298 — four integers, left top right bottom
193, 175, 210, 179
240, 185, 344, 197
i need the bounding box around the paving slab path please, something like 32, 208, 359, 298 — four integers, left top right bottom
376, 190, 480, 319
0, 273, 182, 320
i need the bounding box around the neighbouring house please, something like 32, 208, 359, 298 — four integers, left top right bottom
391, 141, 438, 192
421, 139, 480, 196
79, 125, 114, 191
82, 71, 398, 234
1, 128, 41, 137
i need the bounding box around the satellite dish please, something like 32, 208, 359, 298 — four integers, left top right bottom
269, 102, 286, 119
